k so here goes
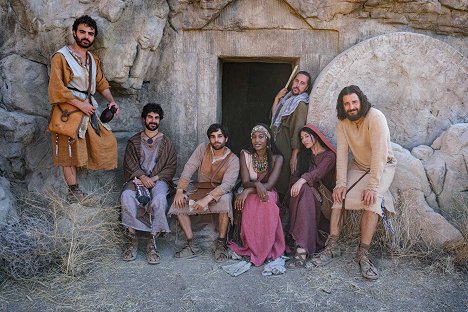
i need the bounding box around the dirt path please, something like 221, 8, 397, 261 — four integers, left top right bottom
1, 232, 466, 312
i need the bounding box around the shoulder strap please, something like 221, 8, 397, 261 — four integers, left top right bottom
346, 169, 370, 195
87, 52, 93, 101
339, 169, 370, 225
210, 151, 233, 183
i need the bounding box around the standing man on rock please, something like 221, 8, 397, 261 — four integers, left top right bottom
271, 71, 311, 199
168, 124, 239, 262
121, 103, 177, 264
48, 15, 120, 203
312, 85, 397, 280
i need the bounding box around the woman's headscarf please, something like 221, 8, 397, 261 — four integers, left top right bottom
302, 124, 336, 154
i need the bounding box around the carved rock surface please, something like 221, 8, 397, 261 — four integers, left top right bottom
0, 54, 50, 117
0, 177, 17, 230
426, 124, 468, 216
99, 0, 126, 22
0, 0, 169, 94
308, 32, 468, 150
0, 108, 51, 179
411, 145, 434, 162
285, 0, 467, 34
391, 143, 463, 246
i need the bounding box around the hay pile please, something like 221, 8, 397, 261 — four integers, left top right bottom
338, 191, 468, 272
0, 186, 123, 279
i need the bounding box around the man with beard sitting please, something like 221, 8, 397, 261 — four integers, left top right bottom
168, 124, 239, 262
311, 85, 397, 280
121, 103, 177, 264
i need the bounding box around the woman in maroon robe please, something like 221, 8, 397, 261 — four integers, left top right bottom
286, 124, 336, 268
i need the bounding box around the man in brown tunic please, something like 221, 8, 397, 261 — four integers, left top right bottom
271, 71, 311, 198
168, 124, 239, 262
121, 103, 177, 264
48, 15, 119, 203
312, 85, 397, 280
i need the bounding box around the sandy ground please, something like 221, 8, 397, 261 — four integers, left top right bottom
1, 231, 467, 312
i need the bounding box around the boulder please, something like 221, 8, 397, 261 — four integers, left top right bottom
0, 108, 52, 180
391, 143, 463, 246
0, 54, 50, 117
391, 143, 436, 209
0, 177, 17, 230
411, 145, 434, 162
426, 124, 468, 218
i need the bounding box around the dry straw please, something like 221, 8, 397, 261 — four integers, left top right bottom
437, 193, 468, 272
0, 182, 123, 279
338, 191, 467, 272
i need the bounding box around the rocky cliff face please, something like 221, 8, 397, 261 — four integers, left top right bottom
0, 0, 466, 246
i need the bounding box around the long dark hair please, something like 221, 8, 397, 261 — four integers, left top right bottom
336, 85, 372, 120
246, 123, 281, 171
296, 127, 328, 176
290, 71, 312, 95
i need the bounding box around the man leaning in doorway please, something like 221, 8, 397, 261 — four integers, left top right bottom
271, 70, 311, 199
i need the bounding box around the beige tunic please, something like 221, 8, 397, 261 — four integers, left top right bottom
168, 143, 240, 220
333, 107, 397, 215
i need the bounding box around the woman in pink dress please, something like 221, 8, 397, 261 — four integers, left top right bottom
286, 124, 336, 268
229, 123, 285, 266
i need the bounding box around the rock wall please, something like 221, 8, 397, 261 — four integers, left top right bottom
414, 124, 468, 217
0, 0, 467, 246
0, 176, 17, 230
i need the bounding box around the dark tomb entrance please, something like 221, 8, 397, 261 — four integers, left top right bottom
221, 61, 293, 155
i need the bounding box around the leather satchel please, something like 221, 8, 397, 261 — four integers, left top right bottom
48, 103, 84, 138
317, 182, 333, 220
48, 52, 93, 138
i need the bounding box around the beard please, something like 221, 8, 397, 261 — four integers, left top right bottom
345, 109, 362, 121
291, 87, 301, 95
211, 141, 225, 150
145, 122, 159, 131
73, 34, 94, 48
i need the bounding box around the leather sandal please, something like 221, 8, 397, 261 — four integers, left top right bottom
146, 238, 160, 265
356, 248, 379, 280
286, 250, 307, 269
311, 235, 341, 267
122, 232, 138, 262
67, 185, 98, 206
213, 239, 228, 263
174, 242, 202, 259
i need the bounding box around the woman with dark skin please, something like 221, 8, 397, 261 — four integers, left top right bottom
229, 124, 285, 266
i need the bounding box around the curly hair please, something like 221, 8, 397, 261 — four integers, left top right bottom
336, 85, 372, 120
141, 103, 164, 120
72, 15, 98, 37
